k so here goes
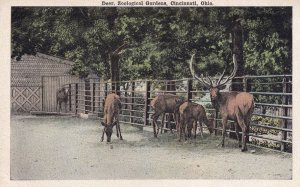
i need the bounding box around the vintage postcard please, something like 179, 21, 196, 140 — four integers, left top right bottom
1, 0, 300, 187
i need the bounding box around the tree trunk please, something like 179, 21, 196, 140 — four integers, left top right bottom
109, 53, 120, 95
109, 42, 128, 96
231, 19, 244, 92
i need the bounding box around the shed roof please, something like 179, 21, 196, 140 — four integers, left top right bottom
11, 53, 76, 87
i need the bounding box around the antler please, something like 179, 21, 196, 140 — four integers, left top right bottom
217, 54, 238, 87
189, 54, 213, 88
216, 68, 226, 86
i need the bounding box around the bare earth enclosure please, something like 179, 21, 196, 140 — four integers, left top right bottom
11, 115, 292, 180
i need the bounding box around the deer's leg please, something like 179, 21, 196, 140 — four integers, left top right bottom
160, 113, 166, 134
221, 117, 228, 147
114, 115, 119, 138
118, 124, 123, 140
157, 114, 162, 134
245, 111, 252, 142
64, 102, 67, 113
175, 112, 180, 133
172, 113, 177, 133
116, 124, 119, 138
101, 127, 105, 142
193, 121, 197, 139
183, 120, 188, 141
57, 101, 59, 112
66, 101, 68, 112
152, 112, 159, 138
177, 116, 184, 142
187, 122, 192, 138
187, 119, 194, 139
115, 122, 119, 138
170, 113, 177, 134
234, 122, 242, 148
117, 117, 123, 140
199, 121, 204, 139
167, 114, 173, 134
59, 102, 62, 113
177, 121, 182, 142
237, 116, 247, 152
190, 121, 194, 139
183, 121, 187, 141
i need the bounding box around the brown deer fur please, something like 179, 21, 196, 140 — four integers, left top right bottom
189, 53, 254, 151
56, 87, 70, 113
101, 93, 123, 142
178, 102, 214, 141
211, 91, 254, 151
150, 94, 186, 137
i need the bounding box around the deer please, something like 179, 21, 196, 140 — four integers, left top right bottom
56, 87, 70, 113
150, 94, 186, 138
101, 93, 123, 142
189, 53, 254, 152
178, 101, 214, 142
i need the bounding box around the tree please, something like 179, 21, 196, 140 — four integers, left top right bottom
12, 7, 292, 82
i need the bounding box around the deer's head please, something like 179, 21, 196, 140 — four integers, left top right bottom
189, 53, 238, 103
207, 119, 214, 134
174, 96, 187, 110
101, 121, 117, 142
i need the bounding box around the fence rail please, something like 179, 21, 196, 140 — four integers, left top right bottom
64, 75, 292, 153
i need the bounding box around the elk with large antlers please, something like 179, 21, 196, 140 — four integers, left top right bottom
189, 54, 254, 151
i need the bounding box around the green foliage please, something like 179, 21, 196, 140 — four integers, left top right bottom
251, 115, 282, 136
12, 7, 292, 79
252, 115, 281, 126
251, 137, 281, 150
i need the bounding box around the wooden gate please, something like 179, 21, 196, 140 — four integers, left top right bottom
42, 76, 82, 112
42, 76, 59, 112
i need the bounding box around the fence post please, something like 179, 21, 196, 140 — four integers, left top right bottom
144, 80, 151, 126
114, 82, 117, 94
85, 79, 91, 114
41, 77, 44, 111
130, 82, 135, 124
69, 84, 72, 112
101, 82, 108, 116
98, 82, 101, 117
92, 82, 96, 113
187, 79, 193, 101
214, 109, 218, 136
281, 77, 288, 152
104, 83, 108, 97
75, 83, 78, 115
244, 76, 250, 143
229, 78, 235, 139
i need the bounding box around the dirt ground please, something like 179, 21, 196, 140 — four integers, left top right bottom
10, 115, 292, 180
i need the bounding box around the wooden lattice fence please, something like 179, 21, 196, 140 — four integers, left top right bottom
11, 86, 42, 112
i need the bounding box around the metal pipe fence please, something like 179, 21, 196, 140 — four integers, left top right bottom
64, 75, 292, 153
